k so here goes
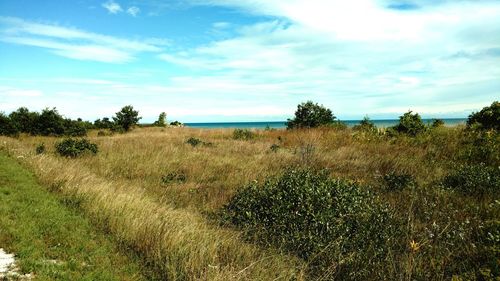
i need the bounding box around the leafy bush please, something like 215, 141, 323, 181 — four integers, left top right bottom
383, 171, 416, 191
161, 172, 187, 185
8, 107, 39, 134
153, 112, 167, 127
353, 116, 377, 132
391, 111, 426, 136
170, 121, 183, 127
222, 169, 398, 279
233, 129, 255, 140
63, 119, 88, 137
431, 119, 445, 128
186, 137, 202, 147
458, 131, 499, 167
467, 101, 499, 131
0, 113, 19, 136
55, 138, 98, 158
287, 101, 336, 129
35, 143, 46, 154
94, 117, 114, 129
113, 105, 141, 132
442, 164, 500, 197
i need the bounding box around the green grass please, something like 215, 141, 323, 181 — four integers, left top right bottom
0, 152, 149, 281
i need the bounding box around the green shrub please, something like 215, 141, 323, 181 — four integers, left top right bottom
353, 116, 377, 132
55, 138, 98, 158
113, 105, 141, 132
391, 111, 427, 136
233, 129, 255, 140
0, 113, 19, 136
442, 164, 500, 197
161, 172, 187, 185
458, 131, 499, 167
383, 171, 416, 191
431, 119, 445, 128
222, 169, 398, 279
186, 137, 202, 147
35, 143, 45, 155
287, 101, 336, 129
467, 101, 499, 131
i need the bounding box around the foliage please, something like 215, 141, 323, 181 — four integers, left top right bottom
383, 171, 415, 191
186, 137, 202, 147
161, 172, 187, 185
153, 112, 167, 127
467, 101, 500, 131
8, 107, 39, 134
353, 116, 377, 132
458, 130, 499, 167
170, 121, 183, 127
431, 119, 445, 128
442, 164, 500, 197
55, 138, 98, 158
113, 105, 141, 132
222, 169, 398, 279
0, 112, 19, 136
233, 129, 255, 140
270, 144, 280, 152
34, 108, 67, 136
390, 111, 427, 136
63, 118, 88, 137
287, 101, 336, 129
94, 117, 114, 129
35, 143, 46, 154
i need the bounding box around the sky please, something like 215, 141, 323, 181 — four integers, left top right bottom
0, 0, 499, 123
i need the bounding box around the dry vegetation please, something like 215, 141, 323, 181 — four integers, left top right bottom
1, 125, 498, 280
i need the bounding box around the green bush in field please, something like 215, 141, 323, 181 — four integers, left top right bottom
459, 130, 499, 167
113, 105, 141, 132
35, 143, 46, 154
353, 116, 377, 132
431, 119, 445, 128
0, 112, 19, 136
55, 138, 98, 158
186, 137, 202, 147
390, 111, 427, 136
222, 169, 398, 279
383, 171, 416, 191
287, 101, 336, 129
467, 101, 499, 131
442, 164, 500, 197
233, 129, 255, 140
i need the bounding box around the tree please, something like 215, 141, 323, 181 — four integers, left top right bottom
467, 101, 499, 131
353, 116, 377, 132
35, 108, 66, 136
113, 105, 141, 132
153, 112, 167, 127
94, 117, 114, 129
391, 111, 426, 136
431, 119, 445, 128
0, 113, 19, 136
286, 101, 336, 129
8, 107, 39, 134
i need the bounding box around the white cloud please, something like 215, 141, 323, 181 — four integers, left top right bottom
0, 17, 165, 63
127, 6, 141, 17
102, 0, 123, 14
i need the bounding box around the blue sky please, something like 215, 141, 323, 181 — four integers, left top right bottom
0, 0, 499, 122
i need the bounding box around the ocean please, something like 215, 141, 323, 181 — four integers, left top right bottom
185, 118, 467, 129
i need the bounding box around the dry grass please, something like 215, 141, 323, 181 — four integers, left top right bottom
0, 125, 490, 280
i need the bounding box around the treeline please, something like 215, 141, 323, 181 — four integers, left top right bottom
0, 105, 142, 137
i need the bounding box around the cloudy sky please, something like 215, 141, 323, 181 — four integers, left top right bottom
0, 0, 499, 122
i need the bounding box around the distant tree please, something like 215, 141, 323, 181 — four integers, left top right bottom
170, 121, 183, 127
153, 112, 167, 127
0, 113, 19, 136
431, 119, 445, 128
35, 108, 66, 136
94, 117, 114, 129
113, 105, 141, 132
63, 119, 88, 137
467, 101, 499, 131
8, 107, 39, 134
287, 101, 336, 129
353, 116, 377, 132
391, 111, 426, 136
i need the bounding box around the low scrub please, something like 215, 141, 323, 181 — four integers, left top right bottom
383, 171, 416, 191
55, 138, 98, 158
442, 164, 500, 197
222, 169, 399, 279
161, 172, 187, 185
233, 129, 255, 140
186, 137, 212, 147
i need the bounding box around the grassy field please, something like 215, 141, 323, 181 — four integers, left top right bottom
0, 125, 498, 280
0, 152, 152, 280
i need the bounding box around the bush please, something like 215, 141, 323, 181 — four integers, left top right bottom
391, 111, 426, 136
222, 169, 398, 279
35, 108, 66, 136
35, 143, 46, 154
383, 172, 416, 191
287, 101, 336, 129
153, 112, 167, 127
8, 107, 39, 134
0, 113, 19, 136
170, 121, 183, 127
467, 101, 499, 131
55, 138, 98, 158
270, 144, 280, 152
431, 119, 445, 128
113, 105, 141, 132
353, 116, 377, 132
161, 172, 187, 185
442, 164, 500, 197
458, 131, 499, 167
186, 137, 202, 147
233, 129, 255, 140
